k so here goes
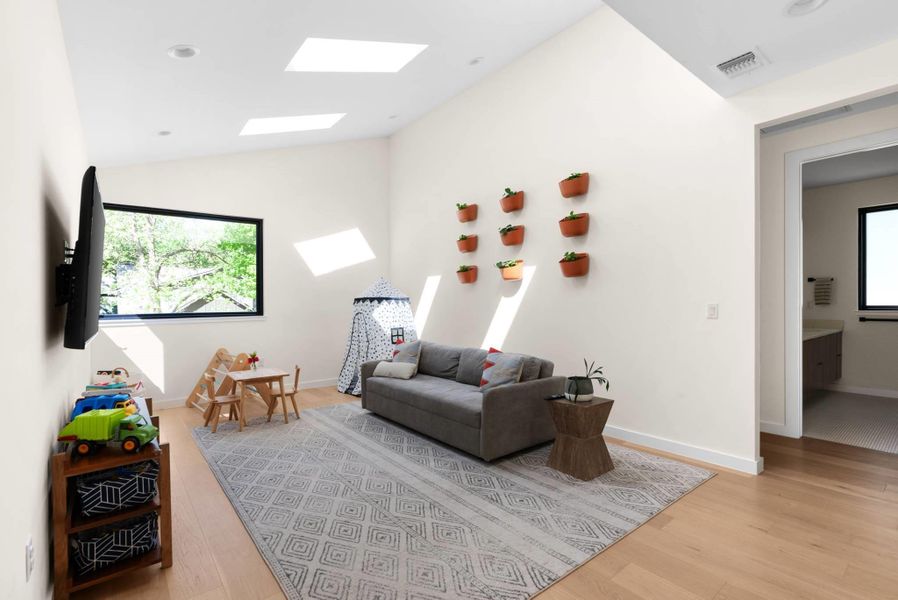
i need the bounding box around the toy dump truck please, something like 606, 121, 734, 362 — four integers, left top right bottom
57, 408, 159, 456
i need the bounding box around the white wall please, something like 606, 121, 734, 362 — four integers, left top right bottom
803, 174, 898, 396
92, 139, 391, 405
759, 104, 898, 429
0, 1, 91, 598
389, 8, 761, 472
388, 7, 898, 473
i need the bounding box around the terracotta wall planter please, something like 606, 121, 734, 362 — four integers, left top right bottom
500, 225, 525, 246
500, 191, 525, 213
457, 266, 478, 284
559, 213, 589, 237
559, 253, 589, 277
499, 261, 524, 281
457, 204, 478, 222
457, 235, 478, 253
559, 173, 590, 198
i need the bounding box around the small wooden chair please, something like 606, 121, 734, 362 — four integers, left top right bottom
281, 365, 301, 419
202, 373, 243, 433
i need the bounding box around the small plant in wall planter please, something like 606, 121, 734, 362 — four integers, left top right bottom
559, 211, 589, 237
565, 359, 610, 402
456, 234, 478, 253
498, 224, 525, 246
496, 259, 524, 281
559, 172, 590, 198
456, 202, 478, 223
559, 251, 589, 277
456, 264, 478, 284
500, 187, 525, 212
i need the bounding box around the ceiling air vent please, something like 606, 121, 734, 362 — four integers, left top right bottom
716, 50, 766, 78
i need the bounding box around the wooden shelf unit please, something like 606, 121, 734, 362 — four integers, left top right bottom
51, 397, 172, 600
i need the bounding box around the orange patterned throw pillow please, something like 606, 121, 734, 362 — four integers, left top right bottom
480, 347, 525, 391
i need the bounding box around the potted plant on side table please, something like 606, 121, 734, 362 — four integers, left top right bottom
456, 203, 478, 222
559, 172, 590, 198
499, 224, 525, 246
496, 259, 524, 281
559, 211, 589, 237
565, 359, 610, 402
456, 265, 478, 284
457, 234, 478, 252
559, 251, 589, 277
500, 188, 525, 212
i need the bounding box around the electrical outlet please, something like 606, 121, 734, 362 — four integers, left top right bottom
706, 304, 719, 320
25, 536, 34, 582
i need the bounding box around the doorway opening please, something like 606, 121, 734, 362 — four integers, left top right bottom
785, 133, 898, 453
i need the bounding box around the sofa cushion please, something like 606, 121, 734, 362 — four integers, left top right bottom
418, 342, 462, 379
366, 373, 482, 428
372, 361, 417, 379
392, 340, 421, 370
456, 347, 488, 385
480, 348, 524, 391
512, 354, 542, 382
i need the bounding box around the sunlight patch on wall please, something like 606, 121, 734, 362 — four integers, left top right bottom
481, 266, 536, 350
294, 228, 376, 276
414, 275, 442, 338
101, 326, 165, 393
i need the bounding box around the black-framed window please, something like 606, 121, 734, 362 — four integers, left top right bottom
100, 204, 263, 319
858, 203, 898, 311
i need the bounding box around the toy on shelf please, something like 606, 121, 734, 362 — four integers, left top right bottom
57, 408, 159, 456
71, 394, 137, 420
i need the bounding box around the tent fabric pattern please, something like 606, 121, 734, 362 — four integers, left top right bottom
337, 278, 418, 396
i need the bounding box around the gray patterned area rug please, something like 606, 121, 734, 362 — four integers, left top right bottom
192, 403, 713, 600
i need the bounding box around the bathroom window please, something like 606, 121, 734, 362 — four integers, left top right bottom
858, 203, 898, 311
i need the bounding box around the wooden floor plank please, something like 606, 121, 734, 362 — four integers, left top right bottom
73, 388, 898, 600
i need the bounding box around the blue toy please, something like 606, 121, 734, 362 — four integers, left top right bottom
71, 394, 135, 419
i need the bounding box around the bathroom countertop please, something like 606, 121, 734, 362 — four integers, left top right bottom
803, 327, 842, 341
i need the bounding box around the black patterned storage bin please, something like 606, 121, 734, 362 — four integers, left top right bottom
72, 513, 158, 575
75, 460, 158, 517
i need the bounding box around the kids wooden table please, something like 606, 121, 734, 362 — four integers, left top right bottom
227, 367, 294, 425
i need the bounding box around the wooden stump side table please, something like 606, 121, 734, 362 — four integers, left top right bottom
547, 397, 614, 481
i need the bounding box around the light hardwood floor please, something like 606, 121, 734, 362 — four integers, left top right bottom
74, 388, 898, 600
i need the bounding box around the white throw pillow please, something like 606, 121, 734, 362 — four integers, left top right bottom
373, 361, 417, 380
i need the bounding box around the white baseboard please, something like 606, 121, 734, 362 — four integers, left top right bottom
823, 383, 898, 399
604, 425, 763, 475
301, 377, 338, 389
153, 396, 188, 410
760, 420, 796, 437
152, 378, 339, 411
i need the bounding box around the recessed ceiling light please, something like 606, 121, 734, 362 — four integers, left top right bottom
388, 114, 398, 120
785, 0, 829, 16
468, 56, 484, 66
167, 44, 199, 59
157, 130, 172, 136
239, 113, 346, 136
285, 38, 427, 73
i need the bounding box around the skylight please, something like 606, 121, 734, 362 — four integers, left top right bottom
285, 38, 428, 73
239, 113, 345, 136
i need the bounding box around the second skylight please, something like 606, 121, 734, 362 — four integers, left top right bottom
286, 38, 428, 73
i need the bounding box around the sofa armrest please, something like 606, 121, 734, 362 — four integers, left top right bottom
480, 376, 565, 460
360, 360, 382, 407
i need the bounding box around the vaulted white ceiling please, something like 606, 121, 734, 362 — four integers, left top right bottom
58, 0, 602, 166
602, 0, 898, 97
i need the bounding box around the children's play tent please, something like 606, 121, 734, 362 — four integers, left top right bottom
337, 278, 418, 395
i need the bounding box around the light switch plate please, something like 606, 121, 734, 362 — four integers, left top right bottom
706, 304, 719, 320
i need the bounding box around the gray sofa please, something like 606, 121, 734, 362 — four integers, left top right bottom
361, 342, 564, 461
